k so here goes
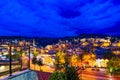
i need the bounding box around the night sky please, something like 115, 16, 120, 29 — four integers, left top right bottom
0, 0, 120, 37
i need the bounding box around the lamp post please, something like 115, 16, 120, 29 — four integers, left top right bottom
80, 55, 82, 80
9, 42, 12, 76
28, 43, 31, 69
20, 46, 22, 70
19, 41, 23, 70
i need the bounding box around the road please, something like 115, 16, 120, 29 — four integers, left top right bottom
0, 65, 20, 73
30, 62, 120, 80
80, 68, 120, 80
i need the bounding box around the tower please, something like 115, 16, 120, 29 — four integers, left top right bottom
33, 39, 36, 47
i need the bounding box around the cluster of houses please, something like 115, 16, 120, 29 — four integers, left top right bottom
0, 36, 120, 68
32, 37, 120, 68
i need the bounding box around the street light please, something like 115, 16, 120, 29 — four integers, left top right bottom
27, 42, 31, 69
28, 45, 30, 69
9, 42, 12, 76
20, 46, 23, 70
19, 41, 24, 70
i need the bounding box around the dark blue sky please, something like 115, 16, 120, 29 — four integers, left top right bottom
0, 0, 120, 37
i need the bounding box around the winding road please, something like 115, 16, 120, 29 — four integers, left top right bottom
80, 68, 120, 80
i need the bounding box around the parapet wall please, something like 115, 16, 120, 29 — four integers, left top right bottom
7, 70, 38, 80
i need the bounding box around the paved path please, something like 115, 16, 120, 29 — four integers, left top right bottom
80, 68, 120, 80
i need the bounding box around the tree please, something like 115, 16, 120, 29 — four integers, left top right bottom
12, 52, 21, 61
33, 48, 39, 56
55, 55, 61, 70
65, 66, 80, 80
49, 71, 66, 80
64, 54, 70, 69
107, 57, 120, 75
71, 54, 79, 66
55, 51, 66, 70
103, 51, 116, 60
32, 56, 37, 70
37, 58, 44, 80
37, 58, 43, 71
82, 53, 96, 61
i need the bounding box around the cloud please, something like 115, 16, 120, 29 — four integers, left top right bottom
0, 0, 120, 37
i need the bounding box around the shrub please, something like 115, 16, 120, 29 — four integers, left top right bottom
65, 66, 79, 80
49, 71, 66, 80
37, 58, 43, 71
32, 56, 37, 70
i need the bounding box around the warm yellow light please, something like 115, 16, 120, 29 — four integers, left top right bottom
117, 42, 120, 47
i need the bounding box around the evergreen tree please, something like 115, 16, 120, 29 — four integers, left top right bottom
37, 58, 43, 71
32, 56, 37, 70
65, 66, 80, 80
